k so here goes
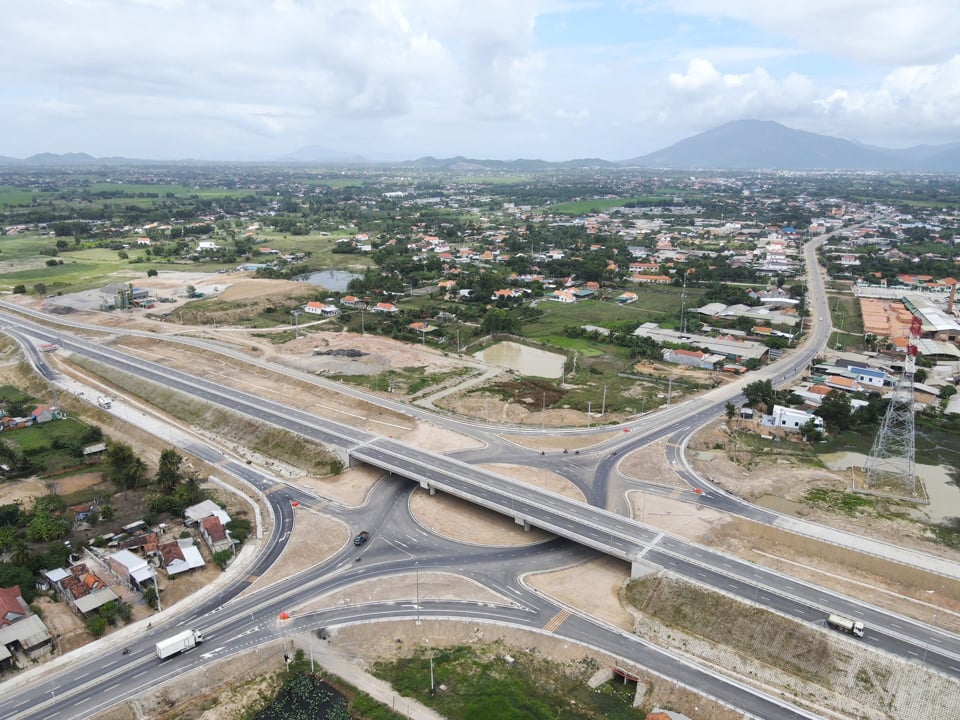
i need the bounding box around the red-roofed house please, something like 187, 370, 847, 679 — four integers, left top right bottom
200, 515, 232, 553
304, 301, 341, 317
0, 586, 27, 627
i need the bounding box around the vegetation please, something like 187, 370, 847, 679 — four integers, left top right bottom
625, 575, 837, 686
373, 644, 645, 720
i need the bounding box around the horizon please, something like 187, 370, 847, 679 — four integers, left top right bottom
4, 2, 960, 161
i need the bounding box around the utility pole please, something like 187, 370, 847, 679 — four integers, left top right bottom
601, 385, 607, 416
290, 309, 302, 339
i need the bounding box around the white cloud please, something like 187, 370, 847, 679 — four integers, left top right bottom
665, 58, 816, 116
815, 55, 960, 144
0, 0, 544, 156
654, 0, 960, 65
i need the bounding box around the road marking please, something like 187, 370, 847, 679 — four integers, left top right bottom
543, 610, 570, 633
133, 670, 148, 679
264, 485, 286, 496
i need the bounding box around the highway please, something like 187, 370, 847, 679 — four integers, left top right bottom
1, 229, 957, 719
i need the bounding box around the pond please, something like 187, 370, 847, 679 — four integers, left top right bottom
299, 269, 362, 293
474, 341, 566, 379
820, 451, 960, 523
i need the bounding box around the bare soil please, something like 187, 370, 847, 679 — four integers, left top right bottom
8, 272, 960, 720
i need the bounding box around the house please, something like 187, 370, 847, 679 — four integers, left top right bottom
158, 540, 206, 576
763, 405, 825, 433
616, 292, 638, 304
200, 515, 232, 554
340, 295, 365, 309
30, 406, 55, 424
303, 301, 341, 317
52, 565, 120, 616
82, 442, 107, 463
184, 499, 230, 527
67, 502, 96, 524
0, 586, 27, 627
197, 240, 220, 251
550, 290, 576, 303
662, 348, 725, 370
629, 274, 672, 285
371, 302, 398, 314
107, 550, 155, 591
0, 614, 52, 664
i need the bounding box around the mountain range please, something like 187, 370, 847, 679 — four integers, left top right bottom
2, 120, 959, 172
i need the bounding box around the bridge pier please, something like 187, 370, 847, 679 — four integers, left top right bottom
418, 480, 436, 495
629, 558, 659, 579
514, 516, 530, 531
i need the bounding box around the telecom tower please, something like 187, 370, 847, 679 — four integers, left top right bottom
864, 316, 921, 495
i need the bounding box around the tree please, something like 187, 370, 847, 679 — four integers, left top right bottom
143, 585, 158, 610
801, 418, 824, 443
12, 284, 25, 294
941, 385, 957, 401
85, 616, 108, 637
33, 283, 47, 295
815, 390, 852, 432
147, 268, 158, 277
212, 549, 233, 570
226, 518, 251, 544
0, 563, 37, 603
914, 368, 928, 384
725, 402, 736, 420
105, 442, 147, 491
156, 448, 184, 494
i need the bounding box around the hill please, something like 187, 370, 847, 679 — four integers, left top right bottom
624, 119, 960, 172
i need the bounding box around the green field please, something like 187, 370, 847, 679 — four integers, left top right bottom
0, 186, 43, 207
80, 182, 254, 199
549, 196, 671, 215
526, 288, 704, 338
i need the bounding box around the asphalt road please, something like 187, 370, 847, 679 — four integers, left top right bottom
1, 229, 956, 719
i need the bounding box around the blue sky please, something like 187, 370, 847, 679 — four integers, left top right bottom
2, 0, 959, 161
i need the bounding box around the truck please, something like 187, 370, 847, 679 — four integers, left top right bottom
827, 614, 865, 637
353, 530, 369, 546
155, 629, 204, 660
97, 396, 112, 409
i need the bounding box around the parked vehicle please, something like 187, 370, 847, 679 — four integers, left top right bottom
353, 530, 369, 546
97, 396, 112, 409
155, 629, 204, 659
827, 613, 865, 637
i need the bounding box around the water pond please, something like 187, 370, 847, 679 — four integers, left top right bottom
473, 341, 566, 379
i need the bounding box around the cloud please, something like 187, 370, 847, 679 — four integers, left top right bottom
655, 0, 960, 65
665, 58, 816, 116
815, 55, 960, 143
0, 0, 544, 155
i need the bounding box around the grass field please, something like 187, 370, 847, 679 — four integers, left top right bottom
526, 288, 704, 338
374, 644, 645, 720
0, 186, 43, 207
2, 416, 101, 475
825, 292, 865, 351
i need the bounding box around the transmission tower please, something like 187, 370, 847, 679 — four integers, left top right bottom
864, 316, 920, 495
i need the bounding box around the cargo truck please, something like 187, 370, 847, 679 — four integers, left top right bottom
353, 530, 369, 546
827, 614, 865, 637
155, 629, 204, 659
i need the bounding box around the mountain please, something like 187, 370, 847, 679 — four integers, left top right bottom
402, 156, 616, 171
280, 145, 368, 163
624, 120, 960, 172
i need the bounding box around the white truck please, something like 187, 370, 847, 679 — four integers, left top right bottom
827, 613, 865, 637
155, 629, 204, 660
97, 396, 112, 409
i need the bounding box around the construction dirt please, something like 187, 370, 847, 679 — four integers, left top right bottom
7, 272, 960, 720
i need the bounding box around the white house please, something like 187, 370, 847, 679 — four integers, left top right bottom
304, 301, 341, 317
763, 405, 825, 433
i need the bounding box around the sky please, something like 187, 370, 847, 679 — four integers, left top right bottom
3, 0, 960, 162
